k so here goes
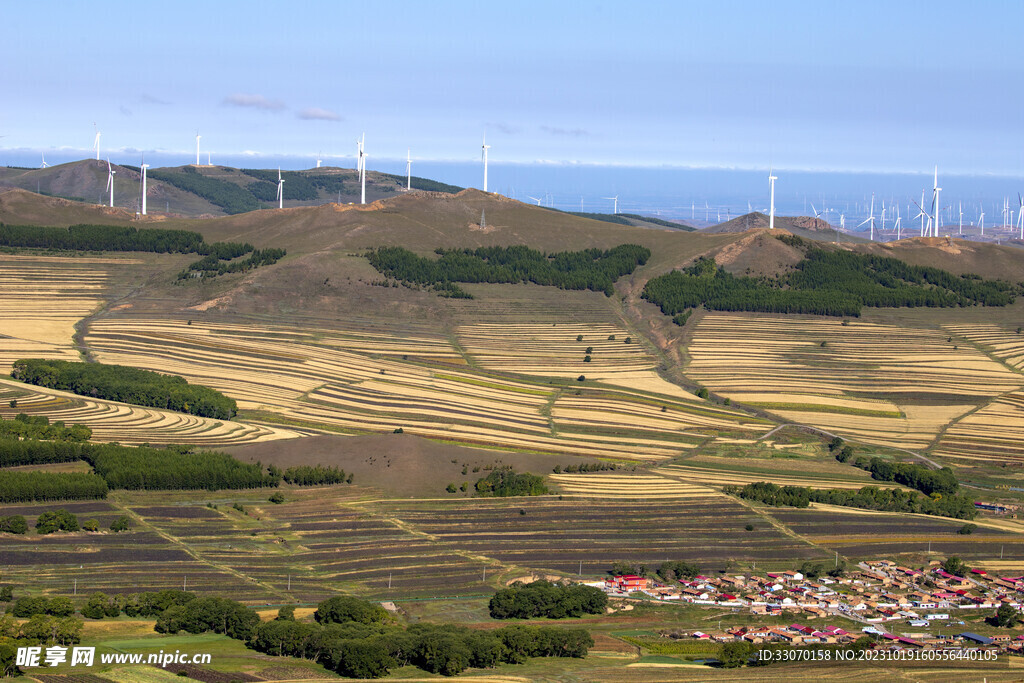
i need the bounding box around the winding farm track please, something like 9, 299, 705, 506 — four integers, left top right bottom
757, 423, 943, 469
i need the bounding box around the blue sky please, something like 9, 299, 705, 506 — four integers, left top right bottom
2, 0, 1023, 175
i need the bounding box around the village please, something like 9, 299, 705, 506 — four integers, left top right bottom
595, 559, 1024, 653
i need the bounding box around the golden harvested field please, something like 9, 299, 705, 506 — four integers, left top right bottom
686, 313, 1024, 449
944, 323, 1024, 369
548, 472, 722, 499
457, 321, 656, 380
80, 316, 769, 459
0, 255, 116, 369
0, 377, 304, 446
652, 462, 898, 490
931, 391, 1024, 463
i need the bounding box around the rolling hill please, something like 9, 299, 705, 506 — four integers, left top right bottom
0, 159, 463, 218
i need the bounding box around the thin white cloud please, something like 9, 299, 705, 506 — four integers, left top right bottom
541, 125, 589, 137
297, 107, 342, 121
489, 122, 522, 135
119, 105, 133, 117
140, 93, 170, 105
222, 93, 286, 111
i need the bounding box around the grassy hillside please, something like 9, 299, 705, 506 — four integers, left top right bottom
0, 160, 463, 218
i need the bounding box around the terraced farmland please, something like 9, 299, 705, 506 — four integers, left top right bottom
767, 506, 1024, 561
0, 254, 116, 370
652, 462, 897, 491
368, 496, 829, 575
944, 323, 1024, 370
931, 391, 1024, 464
0, 378, 302, 446
548, 473, 720, 499
80, 316, 769, 459
687, 313, 1024, 449
0, 486, 834, 603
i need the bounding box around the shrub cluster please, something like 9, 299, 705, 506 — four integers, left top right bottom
179, 247, 285, 279
155, 596, 261, 640
474, 468, 548, 497
280, 465, 349, 486
488, 580, 607, 619
12, 359, 237, 420
0, 414, 91, 442
853, 456, 959, 496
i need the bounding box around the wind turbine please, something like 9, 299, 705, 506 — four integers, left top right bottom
481, 136, 491, 192
355, 135, 364, 176
276, 167, 284, 209
105, 159, 115, 208
140, 157, 149, 215
406, 148, 412, 191
93, 126, 101, 161
880, 201, 886, 233
858, 193, 875, 241
840, 213, 845, 231
930, 167, 941, 237
603, 196, 619, 214
979, 210, 985, 236
195, 131, 201, 165
811, 203, 823, 220
316, 151, 322, 169
894, 205, 902, 240
527, 195, 543, 206
40, 153, 49, 169
919, 190, 927, 236
768, 168, 777, 230
1018, 194, 1024, 240
958, 201, 963, 235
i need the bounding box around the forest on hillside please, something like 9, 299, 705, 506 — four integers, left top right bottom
12, 359, 237, 420
366, 244, 650, 297
642, 246, 1019, 319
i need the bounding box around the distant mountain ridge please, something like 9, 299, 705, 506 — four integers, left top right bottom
0, 159, 464, 218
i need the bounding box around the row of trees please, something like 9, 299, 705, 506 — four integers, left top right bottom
0, 414, 91, 442
474, 468, 548, 497
642, 250, 1018, 320
730, 481, 977, 520
488, 581, 607, 619
282, 464, 350, 486
366, 244, 651, 297
83, 444, 278, 491
12, 359, 238, 420
853, 456, 959, 496
0, 436, 86, 467
0, 471, 107, 503
0, 223, 205, 253
552, 462, 619, 474
609, 560, 699, 581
